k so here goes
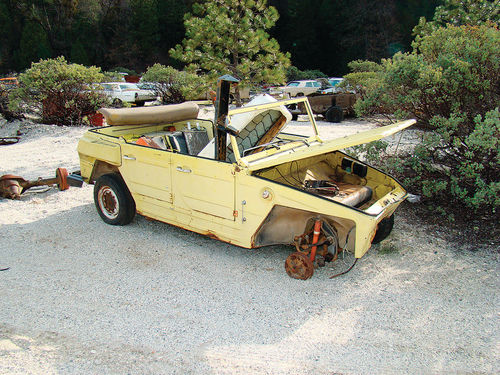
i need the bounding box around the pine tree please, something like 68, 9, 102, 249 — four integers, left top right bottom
170, 0, 290, 106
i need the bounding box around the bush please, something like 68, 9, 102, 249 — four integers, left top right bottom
341, 60, 384, 99
286, 66, 327, 81
141, 64, 209, 104
108, 67, 138, 76
10, 57, 109, 126
351, 24, 499, 218
0, 86, 23, 121
102, 71, 126, 82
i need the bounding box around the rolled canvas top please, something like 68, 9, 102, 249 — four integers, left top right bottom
98, 102, 200, 126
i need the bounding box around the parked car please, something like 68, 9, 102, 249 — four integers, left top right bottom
99, 82, 157, 107
76, 78, 414, 280
281, 80, 322, 98
0, 77, 19, 91
318, 78, 344, 94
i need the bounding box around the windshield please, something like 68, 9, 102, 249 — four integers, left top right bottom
119, 83, 139, 90
226, 96, 415, 170
328, 78, 343, 87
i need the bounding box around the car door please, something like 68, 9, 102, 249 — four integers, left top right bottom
171, 153, 235, 221
119, 142, 173, 213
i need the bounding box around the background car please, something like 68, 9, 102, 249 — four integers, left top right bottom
0, 77, 19, 90
100, 82, 157, 107
317, 77, 344, 94
281, 79, 322, 98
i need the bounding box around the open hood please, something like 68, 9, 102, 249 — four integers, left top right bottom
237, 119, 416, 171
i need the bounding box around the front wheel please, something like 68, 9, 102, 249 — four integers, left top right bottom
94, 174, 135, 225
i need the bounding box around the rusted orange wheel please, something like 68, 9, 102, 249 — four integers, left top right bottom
56, 168, 69, 191
285, 251, 314, 280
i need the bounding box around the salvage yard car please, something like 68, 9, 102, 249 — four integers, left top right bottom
77, 77, 414, 279
281, 79, 322, 98
99, 82, 157, 107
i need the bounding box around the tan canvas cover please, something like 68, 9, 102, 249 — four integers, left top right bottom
99, 102, 199, 126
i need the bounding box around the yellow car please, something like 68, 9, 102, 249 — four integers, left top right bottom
77, 77, 414, 279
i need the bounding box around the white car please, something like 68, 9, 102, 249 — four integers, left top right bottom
100, 82, 157, 107
281, 80, 322, 98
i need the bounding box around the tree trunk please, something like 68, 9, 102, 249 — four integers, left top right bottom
234, 86, 242, 107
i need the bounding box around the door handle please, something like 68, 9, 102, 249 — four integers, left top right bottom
176, 166, 192, 173
123, 155, 136, 160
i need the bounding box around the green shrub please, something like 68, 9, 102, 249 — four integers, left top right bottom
108, 67, 138, 76
10, 57, 109, 125
141, 64, 209, 104
286, 66, 327, 81
342, 60, 384, 99
350, 24, 499, 218
413, 0, 499, 37
102, 71, 126, 82
0, 85, 23, 121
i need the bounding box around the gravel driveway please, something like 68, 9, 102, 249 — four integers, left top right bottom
0, 115, 498, 374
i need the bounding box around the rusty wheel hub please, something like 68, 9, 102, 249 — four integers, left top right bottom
56, 167, 69, 191
98, 186, 119, 219
285, 251, 314, 280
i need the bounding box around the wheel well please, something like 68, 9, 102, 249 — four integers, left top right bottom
90, 161, 120, 184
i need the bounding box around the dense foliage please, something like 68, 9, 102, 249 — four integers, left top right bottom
349, 23, 499, 218
10, 57, 109, 125
0, 0, 441, 76
141, 64, 209, 103
413, 0, 499, 36
170, 0, 290, 105
285, 66, 327, 82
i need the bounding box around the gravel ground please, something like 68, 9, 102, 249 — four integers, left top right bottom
0, 113, 498, 374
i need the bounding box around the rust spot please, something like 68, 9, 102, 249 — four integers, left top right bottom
0, 175, 23, 199
205, 231, 222, 241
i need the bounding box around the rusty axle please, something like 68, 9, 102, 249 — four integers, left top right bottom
0, 167, 69, 199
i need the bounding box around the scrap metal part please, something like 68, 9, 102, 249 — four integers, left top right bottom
0, 167, 69, 199
0, 175, 23, 199
285, 251, 314, 280
0, 137, 20, 145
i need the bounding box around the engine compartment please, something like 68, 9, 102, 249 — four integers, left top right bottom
253, 150, 399, 211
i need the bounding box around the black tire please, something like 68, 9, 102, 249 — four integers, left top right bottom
372, 215, 394, 244
325, 106, 344, 123
296, 92, 304, 97
94, 174, 135, 225
135, 101, 145, 107
112, 98, 123, 108
291, 113, 298, 121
